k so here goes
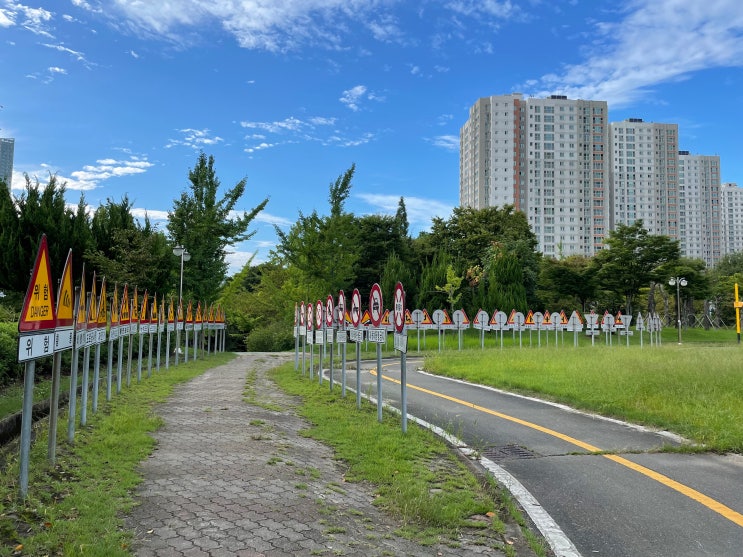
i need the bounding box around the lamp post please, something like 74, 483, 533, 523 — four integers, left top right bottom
669, 276, 687, 344
173, 245, 190, 364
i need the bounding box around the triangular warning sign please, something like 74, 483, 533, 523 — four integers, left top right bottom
19, 234, 57, 333
120, 285, 130, 325
195, 301, 203, 323
177, 298, 184, 322
440, 309, 453, 325
55, 249, 74, 328
404, 309, 414, 326
168, 298, 175, 323
97, 278, 108, 327
420, 309, 434, 326
139, 291, 148, 324
380, 309, 391, 326
150, 295, 158, 323
489, 310, 500, 326
457, 308, 470, 325
615, 311, 624, 326
473, 308, 485, 326
76, 266, 87, 330
559, 310, 569, 325
601, 310, 610, 325
110, 284, 119, 326
507, 309, 517, 325
87, 272, 98, 328
186, 301, 193, 324
542, 311, 552, 325
524, 310, 535, 326
131, 288, 139, 322
361, 309, 371, 325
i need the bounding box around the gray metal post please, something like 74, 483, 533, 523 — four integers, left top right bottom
401, 350, 407, 434
355, 338, 361, 410
81, 344, 90, 426
106, 337, 113, 401
376, 343, 383, 422
48, 350, 61, 462
19, 361, 35, 499
116, 334, 123, 393
67, 345, 79, 443
92, 342, 101, 413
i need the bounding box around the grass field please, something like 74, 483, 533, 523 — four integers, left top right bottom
424, 340, 743, 452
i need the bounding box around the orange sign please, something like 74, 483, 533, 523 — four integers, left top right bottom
97, 278, 108, 327
55, 249, 74, 328
19, 235, 56, 332
76, 267, 87, 330
168, 298, 175, 323
87, 272, 98, 327
131, 288, 139, 322
110, 284, 120, 326
119, 284, 130, 325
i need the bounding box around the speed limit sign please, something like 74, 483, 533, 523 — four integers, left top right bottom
393, 282, 405, 334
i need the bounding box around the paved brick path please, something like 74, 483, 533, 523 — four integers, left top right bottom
125, 353, 511, 556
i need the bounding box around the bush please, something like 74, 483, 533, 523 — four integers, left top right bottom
244, 321, 294, 352
0, 322, 23, 385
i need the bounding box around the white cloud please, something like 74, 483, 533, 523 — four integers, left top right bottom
429, 135, 459, 151
165, 128, 224, 149
42, 43, 88, 63
254, 211, 292, 227
131, 207, 169, 221
48, 66, 67, 75
526, 0, 743, 107
356, 193, 454, 231
240, 115, 371, 150
339, 84, 384, 111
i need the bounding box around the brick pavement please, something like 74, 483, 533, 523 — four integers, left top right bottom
125, 353, 513, 556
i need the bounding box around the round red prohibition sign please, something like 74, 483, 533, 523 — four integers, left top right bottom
306, 302, 313, 331
351, 289, 361, 328
315, 300, 323, 329
299, 301, 305, 326
337, 290, 346, 329
369, 283, 383, 327
393, 282, 405, 334
325, 295, 334, 327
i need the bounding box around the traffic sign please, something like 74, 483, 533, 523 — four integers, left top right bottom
325, 295, 334, 328
393, 282, 405, 334
54, 249, 75, 352
337, 290, 346, 330
315, 300, 323, 329
19, 235, 56, 333
351, 288, 361, 328
369, 283, 383, 327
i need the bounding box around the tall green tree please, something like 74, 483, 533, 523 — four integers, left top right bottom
168, 153, 268, 303
274, 165, 359, 299
537, 256, 597, 312
591, 221, 680, 317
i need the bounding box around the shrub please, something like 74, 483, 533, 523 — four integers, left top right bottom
244, 321, 294, 352
0, 322, 23, 385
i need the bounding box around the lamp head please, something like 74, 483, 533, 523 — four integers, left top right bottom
173, 245, 184, 257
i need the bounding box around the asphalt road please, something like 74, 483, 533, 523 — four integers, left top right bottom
314, 350, 743, 557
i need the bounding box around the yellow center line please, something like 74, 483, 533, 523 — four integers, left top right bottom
370, 365, 743, 528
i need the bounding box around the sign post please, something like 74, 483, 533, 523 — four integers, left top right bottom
337, 291, 347, 397
393, 282, 408, 433
325, 295, 335, 392
81, 274, 98, 426
350, 289, 362, 409
17, 235, 57, 498
299, 301, 306, 376
315, 300, 323, 384
69, 269, 87, 442
108, 284, 119, 399
307, 302, 314, 380
369, 283, 385, 423
92, 277, 107, 413
49, 249, 74, 463
294, 302, 300, 370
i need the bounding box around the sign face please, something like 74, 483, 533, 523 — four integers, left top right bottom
369, 283, 383, 327
315, 300, 323, 329
325, 295, 334, 328
306, 302, 313, 332
18, 331, 54, 362
351, 289, 361, 328
55, 249, 74, 328
394, 333, 407, 353
393, 282, 405, 334
19, 235, 56, 333
300, 301, 305, 326
337, 290, 346, 330
474, 309, 489, 330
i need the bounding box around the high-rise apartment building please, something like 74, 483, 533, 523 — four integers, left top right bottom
0, 137, 14, 188
460, 94, 609, 257
609, 120, 679, 238
721, 183, 743, 255
678, 152, 721, 266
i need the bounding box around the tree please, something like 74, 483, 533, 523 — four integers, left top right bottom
591, 221, 680, 317
538, 256, 597, 312
274, 165, 360, 300
435, 264, 463, 312
168, 153, 268, 303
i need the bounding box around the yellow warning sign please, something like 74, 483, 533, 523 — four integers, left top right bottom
56, 249, 74, 327
87, 273, 98, 326
76, 267, 87, 328
186, 301, 193, 323
168, 298, 175, 323
150, 295, 158, 323
139, 291, 148, 323
120, 285, 130, 324
131, 288, 139, 322
195, 301, 203, 323
110, 284, 120, 325
19, 234, 57, 332
97, 278, 108, 327
177, 299, 184, 322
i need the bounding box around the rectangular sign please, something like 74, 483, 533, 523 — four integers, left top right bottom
315, 331, 324, 344
18, 332, 54, 362
85, 330, 97, 346
54, 327, 74, 352
349, 329, 364, 342
367, 328, 387, 344
75, 329, 86, 347
394, 333, 407, 353
326, 329, 334, 344
337, 330, 347, 344
97, 328, 107, 344
109, 326, 120, 341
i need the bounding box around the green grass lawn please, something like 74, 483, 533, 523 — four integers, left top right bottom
425, 341, 743, 452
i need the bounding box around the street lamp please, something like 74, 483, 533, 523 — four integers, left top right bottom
173, 245, 191, 364
669, 276, 688, 344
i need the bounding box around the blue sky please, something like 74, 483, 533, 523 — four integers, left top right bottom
2, 0, 743, 274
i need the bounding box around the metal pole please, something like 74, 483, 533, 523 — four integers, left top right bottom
376, 343, 383, 423
401, 350, 407, 434
676, 281, 682, 345
116, 333, 123, 393
81, 343, 90, 426
92, 342, 101, 413
106, 337, 113, 401
19, 360, 35, 498
48, 350, 61, 462
355, 336, 361, 410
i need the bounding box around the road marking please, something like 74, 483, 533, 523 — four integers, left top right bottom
371, 365, 743, 528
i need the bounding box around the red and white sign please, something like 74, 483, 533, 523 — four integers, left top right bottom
306, 302, 313, 331
300, 301, 305, 326
351, 288, 361, 328
393, 282, 405, 334
325, 295, 334, 327
337, 290, 346, 329
369, 283, 383, 327
315, 300, 323, 329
